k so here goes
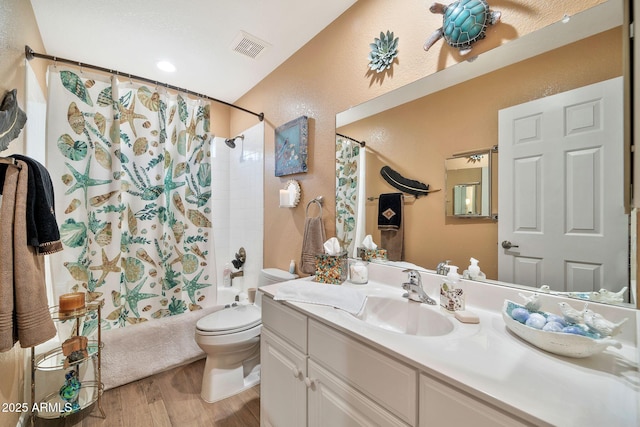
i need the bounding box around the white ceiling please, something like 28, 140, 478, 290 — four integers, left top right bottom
29, 0, 356, 103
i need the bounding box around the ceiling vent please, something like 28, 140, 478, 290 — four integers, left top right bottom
230, 31, 271, 60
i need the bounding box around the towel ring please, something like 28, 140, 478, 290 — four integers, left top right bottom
305, 197, 323, 219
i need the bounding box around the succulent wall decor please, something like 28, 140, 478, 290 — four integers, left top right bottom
368, 30, 399, 73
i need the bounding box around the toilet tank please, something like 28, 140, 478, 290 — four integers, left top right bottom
258, 268, 298, 287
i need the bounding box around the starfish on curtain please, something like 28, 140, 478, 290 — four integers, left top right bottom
182, 269, 210, 305
89, 248, 121, 285
64, 156, 112, 203
185, 115, 199, 152
164, 159, 186, 206
118, 95, 147, 138
124, 277, 157, 318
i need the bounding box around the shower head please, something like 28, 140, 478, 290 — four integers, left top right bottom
224, 134, 244, 149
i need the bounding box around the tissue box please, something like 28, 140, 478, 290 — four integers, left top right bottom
357, 247, 388, 262
314, 252, 348, 284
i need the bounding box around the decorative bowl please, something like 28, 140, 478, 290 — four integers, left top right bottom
502, 300, 621, 358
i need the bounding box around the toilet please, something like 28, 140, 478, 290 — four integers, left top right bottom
195, 268, 297, 403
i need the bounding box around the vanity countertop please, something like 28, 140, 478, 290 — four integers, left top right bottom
259, 269, 639, 427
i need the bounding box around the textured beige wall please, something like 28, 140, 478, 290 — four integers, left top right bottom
232, 0, 606, 274
0, 1, 46, 423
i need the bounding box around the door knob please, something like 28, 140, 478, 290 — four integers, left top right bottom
291, 366, 301, 378
501, 240, 519, 249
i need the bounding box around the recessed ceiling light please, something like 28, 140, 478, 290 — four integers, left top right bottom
157, 61, 176, 72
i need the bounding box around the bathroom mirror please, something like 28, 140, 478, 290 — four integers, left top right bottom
335, 1, 635, 307
445, 148, 496, 218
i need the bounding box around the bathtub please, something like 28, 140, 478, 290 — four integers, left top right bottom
101, 286, 243, 389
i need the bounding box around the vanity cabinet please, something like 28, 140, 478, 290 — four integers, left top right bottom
262, 295, 537, 427
261, 296, 412, 427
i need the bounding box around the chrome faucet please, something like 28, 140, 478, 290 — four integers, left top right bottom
402, 269, 436, 305
436, 260, 451, 276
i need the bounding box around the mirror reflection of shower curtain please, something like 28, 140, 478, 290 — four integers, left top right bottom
335, 136, 365, 257
353, 146, 366, 258
46, 66, 216, 330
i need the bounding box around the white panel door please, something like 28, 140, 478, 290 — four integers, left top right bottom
498, 77, 627, 293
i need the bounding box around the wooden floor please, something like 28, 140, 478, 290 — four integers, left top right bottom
34, 359, 260, 427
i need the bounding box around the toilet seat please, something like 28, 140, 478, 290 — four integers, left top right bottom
196, 304, 261, 336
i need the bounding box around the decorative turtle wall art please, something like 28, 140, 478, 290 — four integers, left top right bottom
424, 0, 501, 56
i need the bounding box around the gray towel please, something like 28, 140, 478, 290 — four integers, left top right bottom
0, 161, 56, 352
300, 216, 326, 274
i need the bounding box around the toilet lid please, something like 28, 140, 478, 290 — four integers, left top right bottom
263, 268, 298, 282
196, 304, 261, 334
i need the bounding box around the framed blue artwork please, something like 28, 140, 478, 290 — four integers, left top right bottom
275, 116, 308, 176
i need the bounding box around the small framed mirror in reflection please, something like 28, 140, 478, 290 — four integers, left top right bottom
445, 147, 496, 219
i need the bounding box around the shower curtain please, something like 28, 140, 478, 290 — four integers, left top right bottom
335, 136, 366, 258
46, 67, 216, 330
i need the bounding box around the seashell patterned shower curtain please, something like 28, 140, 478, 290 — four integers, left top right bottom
335, 136, 365, 258
46, 67, 216, 330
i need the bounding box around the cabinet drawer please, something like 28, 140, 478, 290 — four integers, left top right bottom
261, 296, 307, 353
308, 360, 409, 427
419, 374, 535, 427
309, 319, 417, 426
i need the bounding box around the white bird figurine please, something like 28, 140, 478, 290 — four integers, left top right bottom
558, 302, 588, 324
594, 287, 628, 304
583, 310, 628, 337
519, 292, 541, 311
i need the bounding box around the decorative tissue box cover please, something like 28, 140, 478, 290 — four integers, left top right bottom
440, 285, 464, 311
314, 252, 348, 284
357, 247, 388, 262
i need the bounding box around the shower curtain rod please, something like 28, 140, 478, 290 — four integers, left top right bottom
336, 133, 365, 147
25, 45, 264, 122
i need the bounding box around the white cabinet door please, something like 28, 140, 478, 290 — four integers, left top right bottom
419, 374, 533, 427
308, 360, 409, 427
308, 319, 417, 425
261, 328, 307, 427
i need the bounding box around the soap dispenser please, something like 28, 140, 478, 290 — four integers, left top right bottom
464, 257, 486, 281
223, 263, 232, 287
440, 265, 465, 311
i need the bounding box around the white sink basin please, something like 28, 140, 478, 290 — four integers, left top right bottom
352, 295, 454, 337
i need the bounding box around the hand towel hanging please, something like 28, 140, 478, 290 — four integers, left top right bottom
378, 193, 402, 230
300, 199, 326, 274
378, 193, 404, 261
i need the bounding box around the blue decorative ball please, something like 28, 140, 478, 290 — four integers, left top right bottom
511, 307, 530, 323
525, 313, 546, 329
542, 321, 564, 332
562, 325, 587, 336
545, 314, 567, 327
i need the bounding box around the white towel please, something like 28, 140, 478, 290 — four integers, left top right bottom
274, 281, 367, 314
